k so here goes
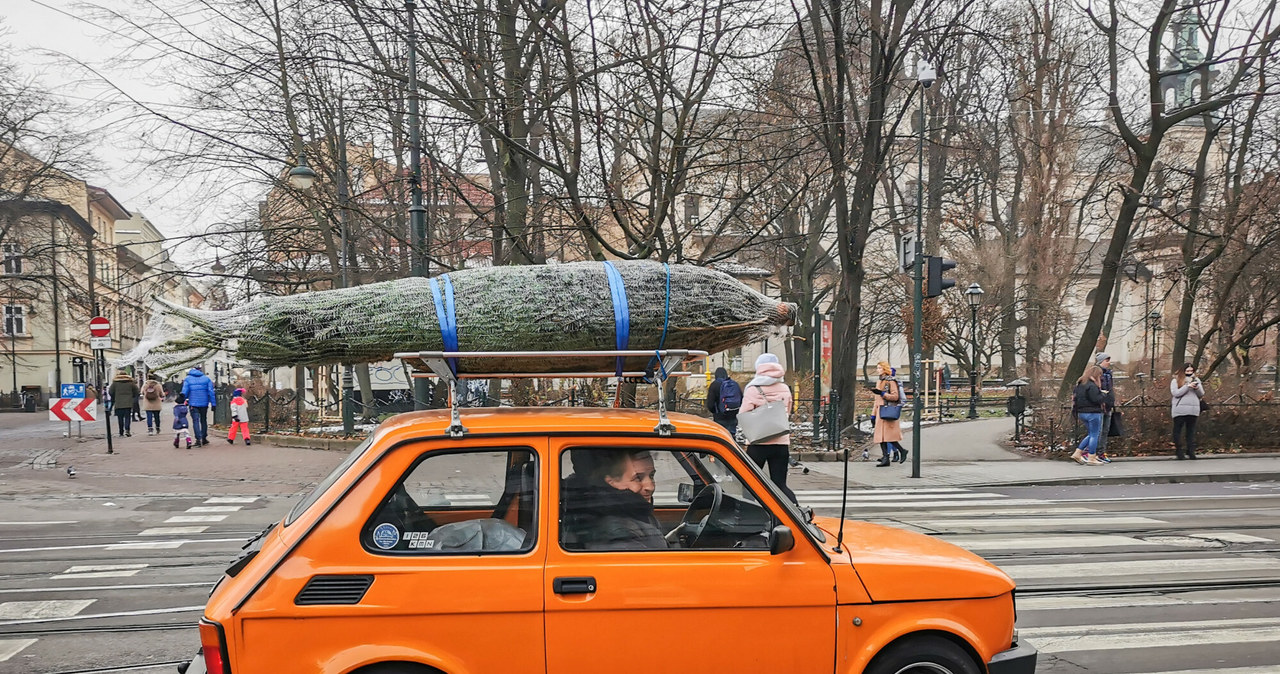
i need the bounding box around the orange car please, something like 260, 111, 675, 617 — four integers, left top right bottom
182, 407, 1035, 674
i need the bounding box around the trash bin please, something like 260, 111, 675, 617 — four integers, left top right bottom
21, 385, 40, 412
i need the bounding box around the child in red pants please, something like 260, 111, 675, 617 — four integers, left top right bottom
227, 388, 252, 445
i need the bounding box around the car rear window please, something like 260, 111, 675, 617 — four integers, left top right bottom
287, 436, 375, 526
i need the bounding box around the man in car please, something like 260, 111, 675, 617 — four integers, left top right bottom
563, 449, 668, 550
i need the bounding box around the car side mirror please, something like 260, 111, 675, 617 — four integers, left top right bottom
677, 482, 695, 504
769, 525, 795, 555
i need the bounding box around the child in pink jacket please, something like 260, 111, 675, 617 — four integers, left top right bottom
740, 353, 796, 503
227, 388, 252, 445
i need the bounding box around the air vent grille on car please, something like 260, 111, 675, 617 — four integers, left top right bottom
294, 575, 374, 606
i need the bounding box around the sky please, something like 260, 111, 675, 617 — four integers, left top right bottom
3, 0, 218, 262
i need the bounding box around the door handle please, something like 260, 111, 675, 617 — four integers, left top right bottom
553, 576, 597, 595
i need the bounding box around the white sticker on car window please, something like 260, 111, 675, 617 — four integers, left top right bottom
372, 523, 400, 549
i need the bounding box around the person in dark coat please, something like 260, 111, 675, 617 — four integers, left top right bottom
704, 367, 740, 437
561, 449, 667, 551
1070, 365, 1107, 466
1095, 353, 1117, 462
181, 367, 217, 446
108, 372, 140, 438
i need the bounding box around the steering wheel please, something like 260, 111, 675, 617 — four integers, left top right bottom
664, 483, 724, 548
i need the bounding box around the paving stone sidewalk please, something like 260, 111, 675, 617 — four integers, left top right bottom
805, 416, 1280, 487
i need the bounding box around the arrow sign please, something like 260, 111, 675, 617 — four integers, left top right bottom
89, 316, 111, 338
49, 398, 98, 422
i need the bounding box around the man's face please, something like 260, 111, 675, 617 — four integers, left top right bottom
1100, 358, 1111, 369
606, 454, 657, 501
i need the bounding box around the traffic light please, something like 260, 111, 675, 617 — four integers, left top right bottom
926, 256, 957, 298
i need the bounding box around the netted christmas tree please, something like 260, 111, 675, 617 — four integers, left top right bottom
122, 260, 796, 375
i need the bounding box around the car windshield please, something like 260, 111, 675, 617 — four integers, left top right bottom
687, 449, 825, 543
287, 436, 375, 525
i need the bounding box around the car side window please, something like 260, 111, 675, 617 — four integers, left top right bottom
560, 448, 773, 552
362, 449, 537, 555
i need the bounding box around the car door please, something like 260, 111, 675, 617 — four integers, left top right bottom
544, 439, 837, 674
238, 438, 548, 674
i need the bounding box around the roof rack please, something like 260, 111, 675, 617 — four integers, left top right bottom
393, 349, 709, 438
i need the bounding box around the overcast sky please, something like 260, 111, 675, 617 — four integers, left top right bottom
5, 0, 219, 262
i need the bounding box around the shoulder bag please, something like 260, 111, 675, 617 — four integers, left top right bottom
878, 381, 902, 421
737, 385, 791, 445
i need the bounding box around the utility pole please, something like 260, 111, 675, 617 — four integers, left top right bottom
338, 97, 356, 436
406, 0, 431, 411
911, 59, 935, 479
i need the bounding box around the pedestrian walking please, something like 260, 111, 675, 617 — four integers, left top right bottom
942, 363, 952, 391
1095, 353, 1117, 462
172, 394, 193, 449
140, 376, 164, 435
1070, 365, 1107, 465
705, 367, 742, 438
181, 366, 216, 446
1171, 362, 1204, 460
739, 353, 797, 504
227, 388, 252, 445
108, 371, 140, 438
132, 382, 144, 422
871, 361, 906, 467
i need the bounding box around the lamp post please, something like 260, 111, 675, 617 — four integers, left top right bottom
965, 283, 984, 419
405, 0, 432, 411
1149, 309, 1161, 378
910, 58, 936, 479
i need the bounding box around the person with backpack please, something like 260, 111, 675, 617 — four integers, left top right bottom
705, 367, 742, 437
140, 375, 165, 435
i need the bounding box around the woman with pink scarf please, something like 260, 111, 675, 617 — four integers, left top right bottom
739, 353, 796, 504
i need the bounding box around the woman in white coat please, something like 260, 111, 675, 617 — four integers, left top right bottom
1170, 363, 1203, 460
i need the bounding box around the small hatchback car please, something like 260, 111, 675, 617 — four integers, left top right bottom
183, 407, 1036, 674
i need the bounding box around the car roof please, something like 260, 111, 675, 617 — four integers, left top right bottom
374, 407, 732, 443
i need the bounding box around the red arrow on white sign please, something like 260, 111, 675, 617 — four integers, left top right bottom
49, 398, 98, 422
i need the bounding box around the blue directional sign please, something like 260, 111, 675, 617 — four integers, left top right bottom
61, 383, 86, 399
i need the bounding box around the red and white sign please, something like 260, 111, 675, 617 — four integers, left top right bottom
49, 397, 98, 422
89, 316, 111, 338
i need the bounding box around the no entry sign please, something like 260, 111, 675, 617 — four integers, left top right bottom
89, 316, 111, 338
49, 397, 98, 422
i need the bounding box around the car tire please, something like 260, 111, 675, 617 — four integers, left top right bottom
865, 635, 981, 674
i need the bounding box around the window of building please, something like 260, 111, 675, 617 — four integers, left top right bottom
2, 244, 22, 275
3, 305, 26, 336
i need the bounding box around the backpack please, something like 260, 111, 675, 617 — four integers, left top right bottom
145, 384, 159, 401
717, 378, 743, 415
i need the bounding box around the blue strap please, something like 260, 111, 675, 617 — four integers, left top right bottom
603, 261, 630, 376
645, 263, 672, 382
430, 275, 459, 373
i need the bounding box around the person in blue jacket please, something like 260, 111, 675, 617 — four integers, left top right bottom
181, 366, 217, 446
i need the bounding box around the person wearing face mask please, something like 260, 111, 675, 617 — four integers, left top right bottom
563, 449, 667, 550
1170, 362, 1204, 460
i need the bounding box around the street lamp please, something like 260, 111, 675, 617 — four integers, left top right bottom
965, 283, 984, 419
210, 254, 226, 274
1149, 309, 1162, 378
287, 157, 318, 190
909, 57, 936, 479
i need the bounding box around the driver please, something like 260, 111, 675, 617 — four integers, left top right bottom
563, 449, 668, 551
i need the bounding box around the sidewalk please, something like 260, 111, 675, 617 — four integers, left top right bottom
0, 415, 348, 499
806, 416, 1280, 487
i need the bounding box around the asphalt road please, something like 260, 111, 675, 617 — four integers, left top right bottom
1, 429, 1278, 673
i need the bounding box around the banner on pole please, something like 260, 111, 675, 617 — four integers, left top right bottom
820, 318, 833, 401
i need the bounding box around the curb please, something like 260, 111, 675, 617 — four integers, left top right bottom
259, 434, 366, 451
990, 471, 1280, 487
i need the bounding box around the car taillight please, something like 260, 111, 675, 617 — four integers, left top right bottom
199, 619, 231, 674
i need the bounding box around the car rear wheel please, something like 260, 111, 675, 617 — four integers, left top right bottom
865, 635, 981, 674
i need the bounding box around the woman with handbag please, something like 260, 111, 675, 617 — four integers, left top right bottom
1170, 362, 1204, 460
739, 353, 797, 504
871, 361, 905, 467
